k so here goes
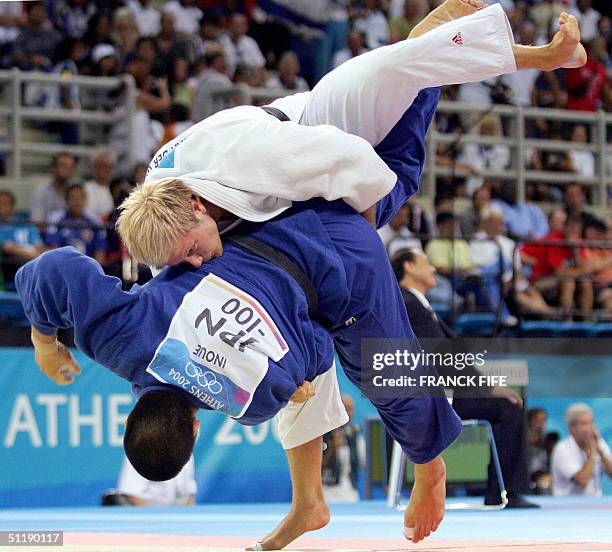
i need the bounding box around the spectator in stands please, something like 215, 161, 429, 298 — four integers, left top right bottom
0, 190, 44, 284
570, 0, 601, 43
125, 37, 157, 78
425, 213, 474, 279
155, 12, 191, 75
192, 50, 232, 122
389, 0, 426, 43
319, 0, 350, 76
492, 181, 549, 240
219, 13, 265, 79
322, 395, 362, 503
112, 8, 140, 67
91, 43, 119, 77
233, 62, 260, 87
527, 125, 573, 195
564, 183, 601, 233
83, 13, 114, 51
44, 184, 106, 264
500, 22, 542, 107
551, 403, 612, 496
266, 51, 309, 93
53, 0, 96, 40
458, 115, 511, 197
425, 212, 491, 310
470, 206, 554, 323
378, 201, 422, 257
565, 37, 610, 112
30, 153, 76, 224
162, 0, 203, 37
405, 196, 432, 239
352, 0, 389, 50
168, 56, 192, 111
568, 124, 595, 179
12, 1, 62, 71
103, 454, 196, 506
0, 1, 25, 57
579, 219, 612, 312
393, 248, 538, 508
527, 407, 558, 495
331, 30, 368, 69
159, 103, 193, 147
127, 0, 161, 38
531, 0, 565, 42
521, 211, 592, 318
84, 152, 115, 223
459, 186, 491, 238
192, 11, 223, 60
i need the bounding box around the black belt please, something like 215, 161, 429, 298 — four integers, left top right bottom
261, 105, 291, 122
226, 234, 328, 327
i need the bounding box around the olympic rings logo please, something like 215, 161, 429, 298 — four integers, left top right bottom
185, 362, 223, 395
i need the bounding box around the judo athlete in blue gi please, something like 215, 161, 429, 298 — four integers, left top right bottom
17, 87, 456, 549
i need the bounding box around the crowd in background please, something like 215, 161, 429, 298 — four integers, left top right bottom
0, 0, 610, 317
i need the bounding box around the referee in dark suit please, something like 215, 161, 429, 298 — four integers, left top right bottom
392, 248, 538, 508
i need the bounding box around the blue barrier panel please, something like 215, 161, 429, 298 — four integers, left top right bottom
0, 348, 292, 507
2, 348, 609, 507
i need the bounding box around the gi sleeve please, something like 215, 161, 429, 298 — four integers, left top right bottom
15, 246, 138, 361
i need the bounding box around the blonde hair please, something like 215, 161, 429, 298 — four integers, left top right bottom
117, 179, 198, 267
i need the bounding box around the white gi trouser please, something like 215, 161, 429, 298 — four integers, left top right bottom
270, 3, 516, 145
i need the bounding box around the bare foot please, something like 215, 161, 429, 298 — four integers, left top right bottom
409, 0, 487, 38
404, 457, 446, 544
552, 12, 587, 69
245, 503, 330, 551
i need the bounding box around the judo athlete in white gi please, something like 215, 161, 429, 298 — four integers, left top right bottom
118, 2, 585, 270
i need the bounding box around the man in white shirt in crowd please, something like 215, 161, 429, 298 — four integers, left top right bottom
332, 30, 369, 69
163, 0, 202, 36
568, 123, 595, 179
500, 21, 542, 107
266, 52, 310, 93
192, 50, 233, 122
378, 201, 422, 257
128, 0, 161, 37
107, 455, 197, 506
569, 0, 600, 43
353, 0, 390, 50
551, 403, 612, 497
30, 153, 76, 223
85, 152, 115, 223
219, 13, 265, 78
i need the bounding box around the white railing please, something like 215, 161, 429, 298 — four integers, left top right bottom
0, 69, 136, 178
424, 101, 612, 209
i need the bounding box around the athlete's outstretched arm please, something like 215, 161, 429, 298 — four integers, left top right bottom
15, 247, 144, 383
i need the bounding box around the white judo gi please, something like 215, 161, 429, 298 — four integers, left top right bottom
145, 3, 516, 222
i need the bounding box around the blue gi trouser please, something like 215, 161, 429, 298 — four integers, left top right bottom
330, 88, 462, 463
